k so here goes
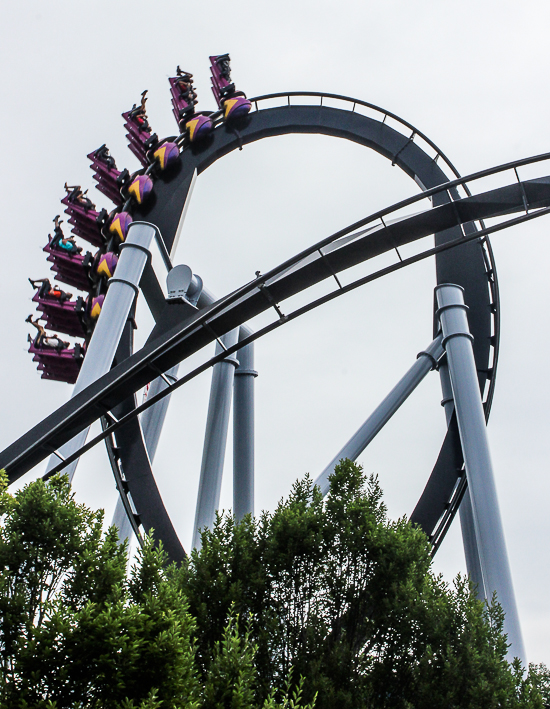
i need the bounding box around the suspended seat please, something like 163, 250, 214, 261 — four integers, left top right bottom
44, 237, 93, 292
32, 292, 86, 338
88, 145, 128, 207
122, 91, 158, 167
28, 341, 84, 384
169, 68, 199, 126
210, 54, 251, 121
61, 189, 106, 248
168, 68, 213, 143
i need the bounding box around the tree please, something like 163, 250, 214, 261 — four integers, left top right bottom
179, 460, 549, 709
0, 471, 313, 709
0, 463, 547, 708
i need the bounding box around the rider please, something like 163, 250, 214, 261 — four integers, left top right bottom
50, 216, 83, 255
26, 315, 69, 351
175, 66, 198, 104
28, 278, 73, 302
129, 91, 152, 132
95, 144, 116, 170
64, 183, 95, 210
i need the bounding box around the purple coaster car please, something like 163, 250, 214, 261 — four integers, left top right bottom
33, 292, 85, 338
168, 68, 213, 143
169, 68, 198, 126
128, 174, 153, 204
122, 91, 157, 167
185, 114, 213, 143
89, 294, 105, 320
29, 341, 84, 385
44, 237, 92, 292
96, 251, 118, 279
153, 142, 179, 170
108, 211, 133, 242
88, 145, 126, 207
209, 54, 251, 120
61, 187, 106, 248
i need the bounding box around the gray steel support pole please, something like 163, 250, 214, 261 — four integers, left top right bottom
140, 364, 180, 463
45, 222, 158, 481
459, 487, 486, 597
192, 328, 240, 549
199, 288, 257, 521
314, 335, 444, 496
233, 335, 257, 521
112, 496, 133, 542
436, 283, 525, 662
438, 361, 486, 598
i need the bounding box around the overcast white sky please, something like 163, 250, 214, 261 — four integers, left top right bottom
1, 0, 550, 665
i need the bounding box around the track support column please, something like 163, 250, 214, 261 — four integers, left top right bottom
45, 222, 159, 481
438, 360, 486, 598
233, 337, 257, 521
192, 328, 240, 549
314, 334, 444, 496
436, 283, 525, 662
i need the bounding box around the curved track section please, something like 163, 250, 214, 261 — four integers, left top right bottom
134, 94, 494, 397
6, 92, 550, 560
3, 164, 550, 481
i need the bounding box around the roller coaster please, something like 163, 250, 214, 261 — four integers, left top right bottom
3, 54, 550, 662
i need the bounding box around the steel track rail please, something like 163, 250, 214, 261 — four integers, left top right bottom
134, 92, 500, 432
3, 171, 550, 483
13, 94, 549, 559
39, 202, 550, 478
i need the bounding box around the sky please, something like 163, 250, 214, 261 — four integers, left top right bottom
1, 0, 550, 665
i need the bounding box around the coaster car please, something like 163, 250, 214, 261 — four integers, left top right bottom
95, 251, 118, 280
88, 294, 105, 320
28, 339, 84, 384
44, 233, 93, 292
122, 91, 158, 167
128, 174, 154, 205
108, 211, 133, 243
168, 67, 213, 143
169, 68, 198, 125
61, 186, 107, 248
88, 145, 128, 207
209, 54, 251, 121
32, 290, 86, 338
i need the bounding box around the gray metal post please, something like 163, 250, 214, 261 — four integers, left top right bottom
314, 335, 444, 496
233, 334, 257, 521
140, 364, 180, 463
192, 328, 240, 549
112, 496, 133, 541
436, 283, 525, 661
45, 222, 158, 481
459, 487, 486, 597
438, 360, 486, 598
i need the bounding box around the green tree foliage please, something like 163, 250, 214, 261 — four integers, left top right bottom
179, 460, 549, 709
0, 463, 547, 708
0, 471, 313, 709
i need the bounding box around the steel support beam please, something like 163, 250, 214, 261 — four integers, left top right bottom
45, 222, 158, 481
314, 334, 444, 496
233, 335, 257, 521
438, 360, 486, 598
192, 328, 240, 549
199, 289, 257, 522
112, 497, 133, 542
140, 364, 180, 463
436, 283, 525, 662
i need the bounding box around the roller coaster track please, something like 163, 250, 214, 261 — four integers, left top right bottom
4, 156, 550, 474
7, 90, 550, 580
